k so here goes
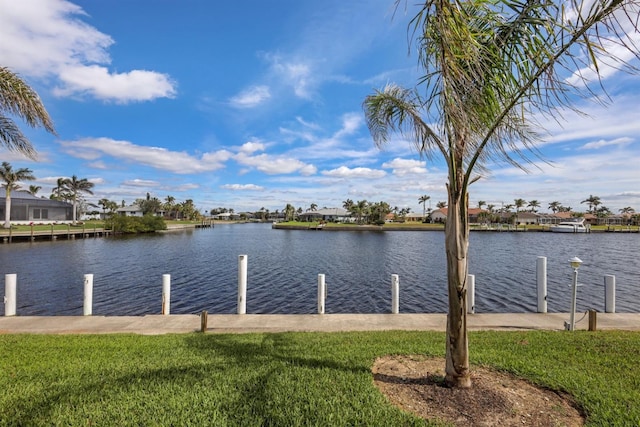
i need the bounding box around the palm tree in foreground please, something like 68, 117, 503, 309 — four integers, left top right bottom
0, 67, 56, 159
0, 161, 35, 228
64, 175, 95, 224
364, 0, 639, 388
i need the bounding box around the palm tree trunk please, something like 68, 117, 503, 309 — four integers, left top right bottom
444, 184, 471, 388
3, 190, 11, 228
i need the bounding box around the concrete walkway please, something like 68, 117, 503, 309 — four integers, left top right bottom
0, 313, 638, 335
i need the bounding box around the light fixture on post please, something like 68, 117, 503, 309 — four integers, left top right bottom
566, 256, 583, 331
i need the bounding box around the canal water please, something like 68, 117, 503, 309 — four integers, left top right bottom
1, 223, 638, 315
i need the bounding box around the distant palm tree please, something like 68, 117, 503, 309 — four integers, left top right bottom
527, 200, 540, 213
28, 185, 41, 196
548, 201, 562, 213
0, 161, 35, 228
309, 203, 318, 211
581, 195, 601, 214
436, 201, 447, 209
418, 195, 430, 219
51, 177, 66, 200
0, 67, 56, 159
63, 175, 95, 224
514, 199, 526, 228
477, 200, 486, 210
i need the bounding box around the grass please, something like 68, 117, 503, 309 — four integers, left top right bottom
0, 331, 639, 426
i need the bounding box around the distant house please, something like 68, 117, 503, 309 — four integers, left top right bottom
0, 189, 72, 223
298, 208, 351, 222
430, 208, 447, 222
405, 212, 425, 222
430, 208, 488, 223
116, 204, 144, 217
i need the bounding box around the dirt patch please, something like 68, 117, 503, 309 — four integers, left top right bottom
373, 355, 584, 426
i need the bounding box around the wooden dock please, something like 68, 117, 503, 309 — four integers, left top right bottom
1, 226, 111, 243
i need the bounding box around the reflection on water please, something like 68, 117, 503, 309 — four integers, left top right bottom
1, 223, 638, 315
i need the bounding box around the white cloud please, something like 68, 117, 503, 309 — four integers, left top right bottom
382, 158, 428, 176
321, 166, 386, 179
53, 65, 176, 103
58, 137, 232, 173
234, 152, 317, 176
229, 85, 271, 108
0, 0, 176, 102
122, 179, 160, 187
221, 184, 265, 191
579, 137, 633, 150
268, 55, 312, 98
239, 141, 266, 154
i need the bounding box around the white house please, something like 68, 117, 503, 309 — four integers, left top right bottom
116, 204, 144, 217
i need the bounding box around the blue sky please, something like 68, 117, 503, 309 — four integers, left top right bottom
1, 0, 639, 214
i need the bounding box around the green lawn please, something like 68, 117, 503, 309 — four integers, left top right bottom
0, 331, 638, 426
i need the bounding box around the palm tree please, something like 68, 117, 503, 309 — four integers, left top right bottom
418, 195, 430, 220
527, 200, 540, 213
51, 177, 66, 200
284, 204, 296, 222
63, 175, 95, 224
364, 0, 638, 387
28, 185, 41, 196
548, 201, 562, 214
436, 201, 447, 210
581, 195, 601, 214
0, 67, 56, 159
0, 162, 35, 228
513, 199, 526, 227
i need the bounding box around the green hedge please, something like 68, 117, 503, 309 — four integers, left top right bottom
105, 214, 167, 233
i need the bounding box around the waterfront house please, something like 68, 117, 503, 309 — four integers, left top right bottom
298, 207, 351, 222
116, 204, 144, 217
0, 189, 73, 223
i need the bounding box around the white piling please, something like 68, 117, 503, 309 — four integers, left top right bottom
604, 275, 616, 313
536, 256, 547, 313
467, 274, 475, 314
238, 255, 248, 314
83, 274, 93, 316
317, 274, 326, 314
391, 274, 399, 314
162, 274, 171, 315
4, 274, 16, 316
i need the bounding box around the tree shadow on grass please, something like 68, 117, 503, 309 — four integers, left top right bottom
4, 332, 384, 426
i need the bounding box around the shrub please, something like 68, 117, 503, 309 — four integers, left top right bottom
105, 214, 166, 234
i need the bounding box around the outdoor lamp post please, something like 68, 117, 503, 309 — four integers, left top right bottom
567, 256, 583, 331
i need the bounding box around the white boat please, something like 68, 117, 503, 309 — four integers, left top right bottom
550, 219, 588, 233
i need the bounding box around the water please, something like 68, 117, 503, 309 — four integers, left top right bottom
1, 223, 638, 315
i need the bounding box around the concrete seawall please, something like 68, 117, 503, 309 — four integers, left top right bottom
0, 313, 638, 335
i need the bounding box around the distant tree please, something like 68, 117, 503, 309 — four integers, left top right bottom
436, 201, 446, 209
284, 203, 296, 221
309, 203, 318, 212
28, 184, 41, 196
63, 175, 95, 224
369, 201, 391, 225
581, 195, 601, 214
351, 200, 369, 224
527, 200, 540, 213
342, 199, 354, 212
51, 177, 66, 200
0, 162, 35, 228
548, 201, 562, 214
0, 66, 56, 159
418, 195, 431, 219
477, 200, 486, 210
